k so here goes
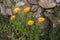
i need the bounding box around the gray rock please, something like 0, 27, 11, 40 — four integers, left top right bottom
34, 7, 42, 18
53, 23, 57, 28
23, 0, 29, 5
0, 4, 6, 15
46, 9, 53, 12
6, 8, 13, 15
14, 0, 20, 3
0, 0, 3, 2
38, 0, 57, 8
57, 4, 60, 6
43, 11, 60, 28
56, 0, 60, 3
27, 0, 38, 4
15, 1, 25, 7
10, 0, 14, 3
31, 5, 39, 12
6, 0, 12, 7
44, 11, 53, 20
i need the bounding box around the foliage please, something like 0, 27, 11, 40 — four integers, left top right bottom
0, 13, 43, 40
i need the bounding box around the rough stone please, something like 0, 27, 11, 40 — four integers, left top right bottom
44, 11, 53, 20
23, 0, 29, 5
38, 0, 57, 8
46, 9, 53, 13
0, 4, 6, 15
6, 8, 13, 15
0, 0, 3, 2
27, 0, 38, 5
15, 1, 25, 7
34, 7, 42, 18
6, 0, 12, 7
57, 4, 60, 6
14, 0, 20, 3
31, 5, 39, 12
43, 11, 60, 27
56, 0, 60, 3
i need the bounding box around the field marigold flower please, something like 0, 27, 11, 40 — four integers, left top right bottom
27, 20, 34, 26
24, 6, 30, 13
38, 17, 45, 23
10, 15, 16, 20
13, 7, 21, 13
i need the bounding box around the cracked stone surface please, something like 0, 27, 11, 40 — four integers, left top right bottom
38, 0, 57, 8
27, 0, 38, 5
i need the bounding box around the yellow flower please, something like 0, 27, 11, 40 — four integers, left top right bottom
27, 20, 34, 26
38, 17, 45, 23
13, 7, 21, 13
10, 15, 16, 20
24, 6, 30, 13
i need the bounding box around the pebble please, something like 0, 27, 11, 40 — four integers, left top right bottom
38, 0, 57, 8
